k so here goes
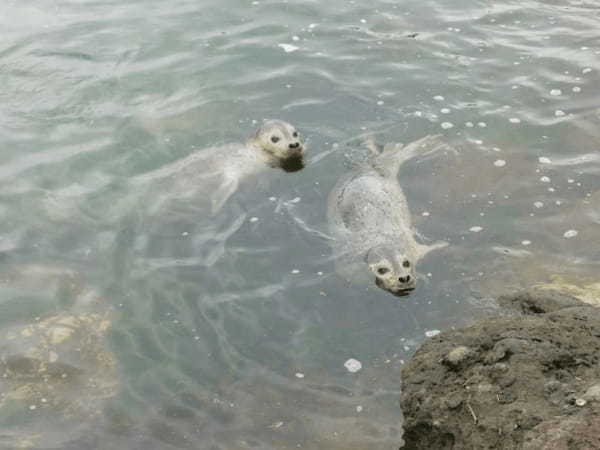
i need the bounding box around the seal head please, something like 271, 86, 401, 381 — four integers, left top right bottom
250, 120, 305, 172
366, 244, 416, 296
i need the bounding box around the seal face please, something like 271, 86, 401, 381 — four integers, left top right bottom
366, 245, 416, 296
252, 120, 305, 172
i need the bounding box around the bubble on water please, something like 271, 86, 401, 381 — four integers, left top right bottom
534, 201, 544, 208
538, 157, 552, 164
356, 405, 363, 412
414, 111, 423, 117
509, 117, 521, 123
292, 36, 300, 41
550, 89, 562, 96
567, 179, 574, 184
521, 240, 532, 246
377, 100, 384, 105
249, 217, 259, 223
441, 108, 451, 114
422, 211, 430, 217
29, 405, 37, 410
494, 159, 506, 167
278, 43, 299, 53
344, 358, 362, 373
555, 110, 565, 117
478, 122, 487, 127
433, 95, 445, 101
317, 271, 323, 276
269, 196, 277, 201
540, 176, 551, 183
469, 226, 483, 233
290, 197, 301, 203
441, 122, 454, 129
360, 19, 367, 23
582, 68, 592, 74
308, 23, 317, 29
465, 121, 474, 127
563, 229, 578, 238
291, 269, 300, 274
425, 330, 441, 338
295, 372, 305, 378
572, 86, 581, 93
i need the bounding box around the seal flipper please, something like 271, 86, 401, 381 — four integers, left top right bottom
374, 135, 448, 178
210, 177, 238, 215
415, 240, 448, 260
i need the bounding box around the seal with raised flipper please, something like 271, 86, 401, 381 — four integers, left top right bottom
327, 135, 449, 297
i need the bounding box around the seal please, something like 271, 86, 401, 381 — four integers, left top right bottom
327, 135, 448, 297
133, 119, 305, 215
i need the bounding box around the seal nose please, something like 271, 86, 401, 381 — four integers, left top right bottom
288, 142, 300, 149
398, 275, 411, 284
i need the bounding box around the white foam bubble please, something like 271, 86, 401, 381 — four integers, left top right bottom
494, 159, 506, 167
582, 67, 592, 74
477, 122, 487, 127
550, 89, 562, 96
465, 121, 474, 128
278, 43, 299, 53
555, 110, 565, 117
344, 358, 362, 373
441, 122, 454, 129
572, 86, 581, 93
534, 201, 544, 208
441, 108, 451, 114
425, 330, 441, 338
563, 229, 578, 238
509, 118, 521, 123
540, 176, 551, 183
249, 217, 259, 223
538, 157, 552, 164
433, 95, 445, 101
295, 372, 305, 378
521, 240, 532, 246
469, 226, 483, 232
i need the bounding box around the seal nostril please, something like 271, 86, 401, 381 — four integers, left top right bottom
399, 275, 411, 283
289, 142, 300, 149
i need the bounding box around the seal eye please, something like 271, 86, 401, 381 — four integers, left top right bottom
271, 136, 280, 143
403, 260, 411, 268
377, 267, 390, 275
293, 132, 298, 137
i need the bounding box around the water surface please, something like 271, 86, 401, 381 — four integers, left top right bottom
1, 0, 600, 448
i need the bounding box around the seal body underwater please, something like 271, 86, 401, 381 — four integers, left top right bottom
327, 135, 448, 297
133, 120, 305, 215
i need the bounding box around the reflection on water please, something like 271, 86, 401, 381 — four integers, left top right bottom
1, 0, 599, 448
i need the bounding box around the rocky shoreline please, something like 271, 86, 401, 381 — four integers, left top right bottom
400, 290, 600, 450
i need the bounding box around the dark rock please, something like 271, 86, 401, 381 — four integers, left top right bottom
400, 290, 600, 449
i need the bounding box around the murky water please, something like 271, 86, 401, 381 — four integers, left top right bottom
1, 0, 599, 448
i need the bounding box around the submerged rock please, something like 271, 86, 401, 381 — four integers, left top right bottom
400, 290, 600, 450
0, 264, 118, 449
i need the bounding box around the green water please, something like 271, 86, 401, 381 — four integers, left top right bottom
1, 0, 599, 448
